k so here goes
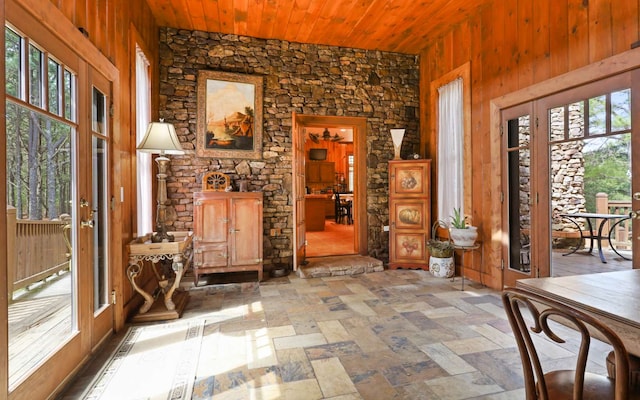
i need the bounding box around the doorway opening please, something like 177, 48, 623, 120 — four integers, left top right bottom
292, 115, 367, 265
304, 126, 356, 256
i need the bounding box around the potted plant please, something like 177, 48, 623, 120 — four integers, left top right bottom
427, 221, 455, 278
449, 207, 478, 246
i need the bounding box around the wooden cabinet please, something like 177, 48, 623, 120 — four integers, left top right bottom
306, 161, 335, 185
193, 191, 263, 284
389, 160, 431, 270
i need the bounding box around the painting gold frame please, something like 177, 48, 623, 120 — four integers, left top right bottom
196, 70, 263, 159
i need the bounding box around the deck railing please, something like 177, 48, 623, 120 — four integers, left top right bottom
595, 193, 632, 250
6, 206, 71, 303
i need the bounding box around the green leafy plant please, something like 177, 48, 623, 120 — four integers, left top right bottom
450, 207, 468, 229
427, 220, 454, 258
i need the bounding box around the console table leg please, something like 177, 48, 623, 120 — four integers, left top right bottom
163, 254, 184, 311
126, 260, 154, 314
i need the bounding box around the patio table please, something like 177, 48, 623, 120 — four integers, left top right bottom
559, 212, 630, 263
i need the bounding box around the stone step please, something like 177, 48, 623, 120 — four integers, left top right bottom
297, 255, 384, 278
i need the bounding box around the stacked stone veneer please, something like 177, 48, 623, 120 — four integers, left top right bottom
158, 28, 420, 268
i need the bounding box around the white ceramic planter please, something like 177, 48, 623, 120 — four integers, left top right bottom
429, 256, 454, 278
449, 226, 478, 247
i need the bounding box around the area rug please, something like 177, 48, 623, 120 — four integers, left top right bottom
82, 319, 204, 400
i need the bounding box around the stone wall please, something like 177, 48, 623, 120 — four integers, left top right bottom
158, 28, 420, 268
550, 104, 586, 233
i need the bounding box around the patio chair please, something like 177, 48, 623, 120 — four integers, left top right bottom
502, 287, 639, 399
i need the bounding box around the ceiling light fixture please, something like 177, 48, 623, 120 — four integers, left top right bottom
309, 128, 344, 143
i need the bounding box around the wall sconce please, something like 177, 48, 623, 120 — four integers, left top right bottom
390, 129, 406, 160
137, 120, 184, 242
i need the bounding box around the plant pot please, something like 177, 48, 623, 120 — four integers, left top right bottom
429, 256, 454, 278
428, 245, 453, 258
449, 226, 478, 247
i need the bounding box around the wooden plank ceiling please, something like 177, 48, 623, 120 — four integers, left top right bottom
147, 0, 490, 54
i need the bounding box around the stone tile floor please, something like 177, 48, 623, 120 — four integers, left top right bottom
60, 269, 616, 399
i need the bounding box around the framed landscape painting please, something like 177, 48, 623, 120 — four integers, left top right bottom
196, 70, 263, 159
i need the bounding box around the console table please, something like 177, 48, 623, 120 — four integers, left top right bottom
127, 231, 193, 322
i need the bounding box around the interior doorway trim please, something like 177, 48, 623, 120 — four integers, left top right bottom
292, 114, 368, 265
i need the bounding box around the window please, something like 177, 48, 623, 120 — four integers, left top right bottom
347, 153, 354, 192
135, 45, 152, 235
431, 62, 471, 224
437, 77, 464, 221
5, 26, 77, 220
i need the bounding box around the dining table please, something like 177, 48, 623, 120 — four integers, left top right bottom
516, 269, 640, 357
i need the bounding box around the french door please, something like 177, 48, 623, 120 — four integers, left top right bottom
503, 71, 638, 287
86, 68, 113, 349
5, 4, 114, 397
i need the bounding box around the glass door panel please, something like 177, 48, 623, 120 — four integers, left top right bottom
5, 103, 77, 388
92, 135, 108, 312
89, 70, 113, 346
503, 103, 536, 287
540, 73, 633, 277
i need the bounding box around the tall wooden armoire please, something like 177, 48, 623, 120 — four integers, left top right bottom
388, 159, 431, 270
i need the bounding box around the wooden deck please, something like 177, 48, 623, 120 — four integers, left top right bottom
551, 247, 632, 277
8, 271, 72, 388
6, 247, 632, 388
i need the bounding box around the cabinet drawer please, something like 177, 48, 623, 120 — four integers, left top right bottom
194, 243, 227, 268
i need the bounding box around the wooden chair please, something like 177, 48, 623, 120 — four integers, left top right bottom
502, 288, 639, 400
334, 193, 352, 224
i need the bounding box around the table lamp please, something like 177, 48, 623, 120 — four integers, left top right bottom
137, 120, 184, 242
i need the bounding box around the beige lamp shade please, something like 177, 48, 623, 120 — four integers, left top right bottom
137, 121, 185, 155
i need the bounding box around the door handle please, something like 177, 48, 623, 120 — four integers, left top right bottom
634, 193, 640, 201
81, 209, 95, 228
630, 210, 640, 219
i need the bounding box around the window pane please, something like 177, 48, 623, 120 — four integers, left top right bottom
507, 145, 531, 273
508, 115, 530, 148
92, 87, 106, 134
588, 95, 606, 136
48, 58, 60, 115
29, 44, 43, 107
568, 102, 584, 139
6, 100, 74, 385
549, 106, 565, 141
5, 27, 21, 98
611, 89, 631, 132
64, 69, 76, 122
93, 136, 109, 311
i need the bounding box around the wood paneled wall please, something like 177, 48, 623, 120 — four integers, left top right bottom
420, 0, 640, 288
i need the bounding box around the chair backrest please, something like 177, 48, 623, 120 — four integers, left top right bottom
502, 288, 630, 400
334, 193, 342, 214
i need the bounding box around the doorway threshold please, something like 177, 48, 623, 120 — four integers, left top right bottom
298, 255, 383, 278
